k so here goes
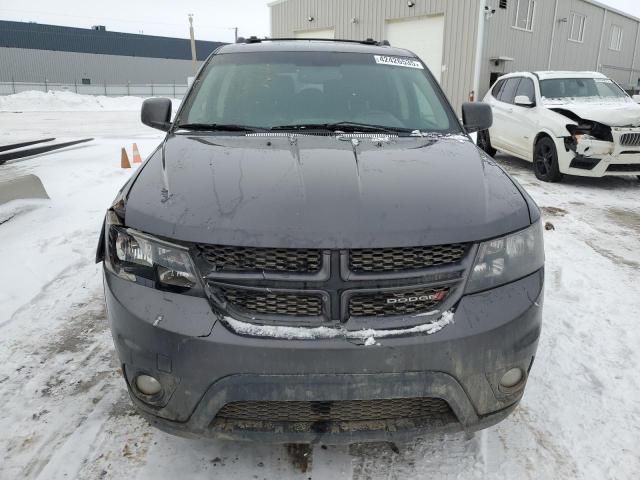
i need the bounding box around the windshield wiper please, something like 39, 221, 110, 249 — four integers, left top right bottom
270, 122, 413, 134
176, 123, 262, 133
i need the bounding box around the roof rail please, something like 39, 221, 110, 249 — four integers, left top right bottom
236, 36, 263, 44
235, 36, 391, 47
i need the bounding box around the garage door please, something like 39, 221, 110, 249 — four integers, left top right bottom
385, 15, 445, 82
294, 28, 335, 39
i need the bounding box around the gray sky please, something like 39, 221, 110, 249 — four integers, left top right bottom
1, 0, 273, 42
2, 0, 640, 42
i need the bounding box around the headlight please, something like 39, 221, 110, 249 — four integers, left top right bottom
104, 211, 199, 291
465, 222, 544, 294
573, 133, 596, 141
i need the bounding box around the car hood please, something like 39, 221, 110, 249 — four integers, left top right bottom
547, 100, 640, 127
123, 134, 531, 248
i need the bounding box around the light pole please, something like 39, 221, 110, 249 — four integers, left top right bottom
189, 14, 197, 74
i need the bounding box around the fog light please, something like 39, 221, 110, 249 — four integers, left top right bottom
500, 368, 524, 388
135, 374, 162, 396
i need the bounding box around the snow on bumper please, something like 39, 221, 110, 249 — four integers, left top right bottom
104, 268, 544, 442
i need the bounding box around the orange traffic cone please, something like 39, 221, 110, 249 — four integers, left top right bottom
121, 148, 131, 169
132, 143, 142, 163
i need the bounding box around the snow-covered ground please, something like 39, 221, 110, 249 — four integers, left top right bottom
1, 93, 639, 479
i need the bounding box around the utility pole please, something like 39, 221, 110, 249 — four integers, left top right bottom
189, 14, 197, 74
234, 27, 238, 42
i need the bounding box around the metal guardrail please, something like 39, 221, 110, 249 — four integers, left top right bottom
0, 81, 189, 98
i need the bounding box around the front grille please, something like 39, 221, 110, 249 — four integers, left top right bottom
349, 244, 467, 273
607, 163, 640, 172
216, 398, 452, 423
218, 286, 323, 317
204, 243, 468, 324
349, 286, 450, 317
199, 245, 322, 273
619, 133, 640, 147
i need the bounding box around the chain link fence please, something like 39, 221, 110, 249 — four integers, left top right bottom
0, 81, 189, 98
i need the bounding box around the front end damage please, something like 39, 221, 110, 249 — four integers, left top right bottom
553, 108, 640, 176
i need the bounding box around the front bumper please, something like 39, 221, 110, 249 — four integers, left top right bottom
558, 135, 640, 177
104, 268, 544, 444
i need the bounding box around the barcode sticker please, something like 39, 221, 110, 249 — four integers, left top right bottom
374, 55, 424, 69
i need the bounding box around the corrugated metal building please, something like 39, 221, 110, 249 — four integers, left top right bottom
0, 21, 226, 84
269, 0, 640, 112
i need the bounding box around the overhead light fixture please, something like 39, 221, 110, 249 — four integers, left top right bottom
308, 16, 314, 22
408, 1, 416, 7
351, 17, 359, 24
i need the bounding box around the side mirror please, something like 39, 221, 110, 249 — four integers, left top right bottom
141, 98, 172, 131
462, 102, 493, 133
514, 95, 535, 107
632, 94, 640, 104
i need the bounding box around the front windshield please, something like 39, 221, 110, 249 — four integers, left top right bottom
540, 77, 630, 104
177, 50, 460, 134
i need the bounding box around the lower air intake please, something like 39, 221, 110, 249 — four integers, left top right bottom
215, 397, 453, 423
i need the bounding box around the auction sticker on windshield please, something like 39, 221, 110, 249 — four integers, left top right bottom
374, 55, 424, 69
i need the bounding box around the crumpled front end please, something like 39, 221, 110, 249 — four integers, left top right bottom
554, 110, 640, 176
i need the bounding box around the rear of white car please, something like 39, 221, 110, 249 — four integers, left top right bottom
481, 71, 640, 181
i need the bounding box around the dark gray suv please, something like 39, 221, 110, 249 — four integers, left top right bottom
96, 38, 544, 444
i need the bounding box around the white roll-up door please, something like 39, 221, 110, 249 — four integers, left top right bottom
294, 28, 335, 39
385, 15, 445, 82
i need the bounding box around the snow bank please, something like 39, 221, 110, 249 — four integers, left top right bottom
0, 90, 180, 112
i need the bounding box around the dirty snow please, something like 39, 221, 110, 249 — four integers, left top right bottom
1, 93, 639, 479
363, 337, 378, 347
224, 310, 454, 341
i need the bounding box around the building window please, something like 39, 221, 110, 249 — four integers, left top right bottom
610, 25, 623, 51
568, 12, 586, 43
499, 0, 508, 9
513, 0, 535, 32
81, 78, 91, 85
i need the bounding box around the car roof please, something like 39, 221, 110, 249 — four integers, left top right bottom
498, 71, 607, 81
535, 71, 607, 80
215, 39, 415, 57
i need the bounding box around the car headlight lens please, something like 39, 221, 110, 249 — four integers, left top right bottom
573, 133, 596, 141
465, 221, 544, 294
105, 211, 199, 291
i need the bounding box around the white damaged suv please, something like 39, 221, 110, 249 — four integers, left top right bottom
480, 71, 640, 182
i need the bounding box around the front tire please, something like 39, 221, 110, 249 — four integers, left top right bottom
477, 130, 497, 157
533, 137, 563, 182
